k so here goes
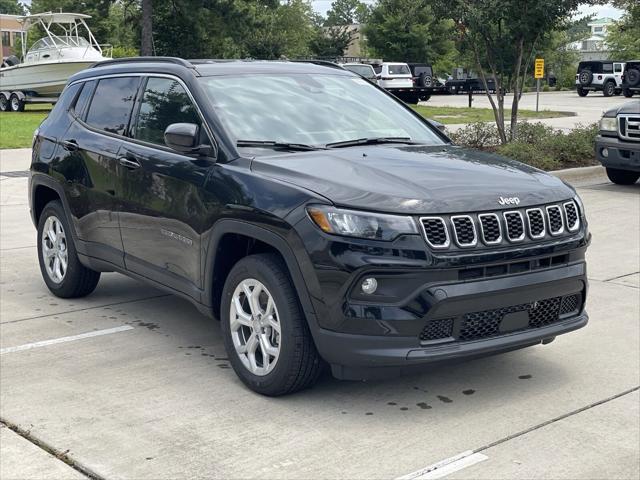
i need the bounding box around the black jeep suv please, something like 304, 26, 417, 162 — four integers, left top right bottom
30, 58, 590, 395
622, 60, 640, 98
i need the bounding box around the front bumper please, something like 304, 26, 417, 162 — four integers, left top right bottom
596, 135, 640, 171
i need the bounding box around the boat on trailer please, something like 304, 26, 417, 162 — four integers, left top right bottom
0, 12, 112, 111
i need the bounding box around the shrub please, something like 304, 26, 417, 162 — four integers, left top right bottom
451, 121, 598, 171
542, 85, 550, 92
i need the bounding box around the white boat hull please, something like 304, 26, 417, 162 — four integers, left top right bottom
0, 60, 98, 97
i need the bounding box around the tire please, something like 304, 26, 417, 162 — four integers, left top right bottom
220, 253, 322, 396
626, 68, 640, 87
577, 87, 588, 97
9, 93, 24, 112
578, 69, 593, 86
603, 80, 615, 97
0, 94, 8, 112
37, 200, 101, 298
623, 88, 634, 98
606, 168, 640, 185
418, 73, 432, 88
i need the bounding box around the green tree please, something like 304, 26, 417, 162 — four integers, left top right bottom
606, 1, 640, 59
324, 0, 369, 26
364, 0, 457, 64
0, 0, 25, 15
434, 0, 599, 144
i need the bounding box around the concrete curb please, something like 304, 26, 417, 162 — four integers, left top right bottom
550, 165, 606, 184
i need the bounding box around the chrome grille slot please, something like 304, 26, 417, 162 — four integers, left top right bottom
503, 211, 525, 242
478, 213, 502, 245
451, 215, 477, 247
563, 201, 580, 232
526, 208, 545, 239
619, 114, 640, 141
546, 205, 564, 235
420, 217, 449, 248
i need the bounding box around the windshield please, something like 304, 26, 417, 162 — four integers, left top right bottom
199, 74, 443, 148
344, 65, 375, 78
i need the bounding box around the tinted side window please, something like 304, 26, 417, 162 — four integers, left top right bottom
603, 63, 613, 73
72, 80, 95, 118
86, 77, 140, 135
133, 77, 200, 145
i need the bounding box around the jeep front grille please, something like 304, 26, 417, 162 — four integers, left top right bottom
418, 201, 580, 250
619, 114, 640, 141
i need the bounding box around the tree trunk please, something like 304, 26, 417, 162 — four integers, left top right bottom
141, 0, 153, 56
509, 37, 525, 141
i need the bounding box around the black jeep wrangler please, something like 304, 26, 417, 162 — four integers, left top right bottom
30, 58, 590, 395
622, 60, 640, 98
595, 100, 640, 184
575, 60, 625, 97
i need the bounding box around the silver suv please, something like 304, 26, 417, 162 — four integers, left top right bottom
576, 60, 625, 97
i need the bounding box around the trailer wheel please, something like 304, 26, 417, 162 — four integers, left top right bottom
9, 93, 25, 112
0, 94, 8, 112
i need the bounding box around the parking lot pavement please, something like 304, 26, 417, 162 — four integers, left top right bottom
1, 149, 639, 479
426, 91, 631, 131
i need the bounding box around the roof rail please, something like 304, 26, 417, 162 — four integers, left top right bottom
91, 57, 195, 69
291, 59, 345, 70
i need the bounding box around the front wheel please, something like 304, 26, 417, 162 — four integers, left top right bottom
37, 201, 101, 297
221, 254, 322, 396
9, 93, 24, 112
606, 167, 640, 185
603, 81, 615, 97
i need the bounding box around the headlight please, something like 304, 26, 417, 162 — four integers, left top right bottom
307, 205, 418, 241
574, 194, 585, 217
599, 116, 617, 132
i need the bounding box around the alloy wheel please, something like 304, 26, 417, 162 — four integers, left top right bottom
229, 278, 281, 376
41, 215, 68, 283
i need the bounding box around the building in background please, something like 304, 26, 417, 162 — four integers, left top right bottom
1, 14, 23, 58
566, 17, 614, 61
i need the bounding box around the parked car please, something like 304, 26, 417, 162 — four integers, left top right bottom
621, 60, 640, 98
374, 62, 413, 89
30, 58, 590, 396
340, 63, 378, 84
575, 60, 625, 97
408, 63, 434, 87
595, 100, 640, 184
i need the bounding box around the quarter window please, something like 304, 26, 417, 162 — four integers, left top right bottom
133, 77, 201, 146
72, 80, 95, 118
85, 77, 140, 136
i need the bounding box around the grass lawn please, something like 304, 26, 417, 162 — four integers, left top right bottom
0, 105, 50, 149
412, 105, 573, 125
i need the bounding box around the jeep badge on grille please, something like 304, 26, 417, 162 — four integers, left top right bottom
498, 196, 521, 206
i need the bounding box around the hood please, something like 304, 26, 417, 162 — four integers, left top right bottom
603, 100, 640, 117
250, 145, 574, 214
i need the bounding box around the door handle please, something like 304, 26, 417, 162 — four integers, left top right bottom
118, 156, 141, 170
62, 139, 79, 151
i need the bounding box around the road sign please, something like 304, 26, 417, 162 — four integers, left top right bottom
534, 58, 544, 79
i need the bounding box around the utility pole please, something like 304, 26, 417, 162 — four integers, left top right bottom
141, 0, 153, 56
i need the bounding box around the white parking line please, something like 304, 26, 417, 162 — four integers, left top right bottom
396, 450, 488, 480
0, 325, 134, 355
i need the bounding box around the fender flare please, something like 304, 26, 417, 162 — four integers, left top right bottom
10, 90, 26, 101
202, 219, 318, 322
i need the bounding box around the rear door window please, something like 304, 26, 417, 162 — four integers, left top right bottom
388, 64, 410, 75
72, 80, 95, 118
85, 77, 140, 136
132, 77, 201, 146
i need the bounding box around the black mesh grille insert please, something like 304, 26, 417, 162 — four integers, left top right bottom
560, 293, 581, 316
504, 212, 524, 241
564, 203, 578, 230
529, 297, 562, 327
452, 216, 476, 246
419, 318, 454, 341
479, 215, 501, 243
421, 218, 448, 247
527, 209, 545, 237
547, 206, 563, 234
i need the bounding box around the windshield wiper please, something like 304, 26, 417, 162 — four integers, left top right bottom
236, 140, 324, 151
325, 137, 420, 148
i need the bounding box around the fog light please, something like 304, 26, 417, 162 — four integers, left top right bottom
602, 147, 609, 158
361, 277, 378, 294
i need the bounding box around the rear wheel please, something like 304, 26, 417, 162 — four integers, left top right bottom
221, 254, 322, 396
623, 88, 634, 98
603, 80, 615, 97
577, 87, 588, 97
37, 201, 101, 298
0, 94, 8, 112
606, 168, 640, 185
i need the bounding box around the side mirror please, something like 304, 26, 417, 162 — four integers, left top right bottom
164, 123, 200, 153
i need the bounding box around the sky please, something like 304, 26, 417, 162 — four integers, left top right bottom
310, 1, 625, 18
